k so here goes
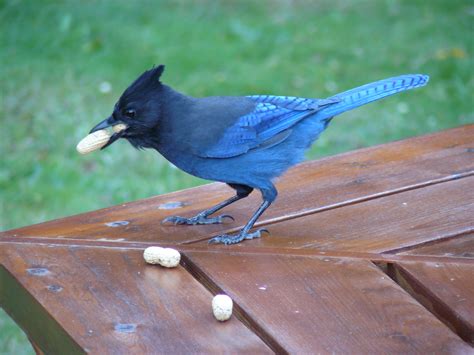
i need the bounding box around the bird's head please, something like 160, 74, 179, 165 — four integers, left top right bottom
89, 65, 166, 150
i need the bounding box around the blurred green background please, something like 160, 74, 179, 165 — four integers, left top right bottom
1, 0, 472, 352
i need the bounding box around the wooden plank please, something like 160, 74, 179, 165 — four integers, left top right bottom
2, 236, 474, 268
0, 243, 271, 354
195, 176, 473, 253
183, 251, 470, 353
398, 233, 474, 258
393, 261, 474, 345
1, 125, 473, 245
1, 265, 84, 355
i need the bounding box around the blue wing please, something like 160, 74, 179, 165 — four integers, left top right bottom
202, 74, 429, 159
203, 97, 337, 158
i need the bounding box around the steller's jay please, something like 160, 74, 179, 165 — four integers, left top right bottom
89, 65, 429, 244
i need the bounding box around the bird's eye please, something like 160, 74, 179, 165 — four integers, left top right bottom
123, 109, 136, 118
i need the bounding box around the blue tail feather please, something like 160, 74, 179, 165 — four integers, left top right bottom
316, 74, 429, 120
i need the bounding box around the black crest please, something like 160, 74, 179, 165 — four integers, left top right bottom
120, 65, 165, 103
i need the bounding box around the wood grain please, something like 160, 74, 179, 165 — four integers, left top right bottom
0, 265, 84, 355
399, 232, 474, 258
1, 125, 472, 246
183, 251, 470, 354
194, 176, 474, 253
1, 126, 473, 353
393, 261, 474, 345
0, 243, 271, 354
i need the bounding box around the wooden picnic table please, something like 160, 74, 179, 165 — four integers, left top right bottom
1, 125, 473, 354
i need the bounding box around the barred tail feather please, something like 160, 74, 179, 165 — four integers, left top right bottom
316, 74, 429, 120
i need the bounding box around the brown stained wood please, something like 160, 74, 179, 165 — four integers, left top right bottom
399, 232, 474, 258
0, 243, 272, 354
1, 125, 473, 246
196, 176, 474, 253
0, 265, 85, 355
30, 340, 46, 355
1, 126, 473, 353
183, 251, 470, 354
393, 261, 474, 345
2, 236, 474, 268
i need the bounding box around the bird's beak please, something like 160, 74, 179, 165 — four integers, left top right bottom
89, 116, 128, 150
90, 116, 114, 133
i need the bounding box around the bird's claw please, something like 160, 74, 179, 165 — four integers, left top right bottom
162, 214, 234, 226
219, 214, 235, 222
161, 216, 189, 225
208, 228, 269, 245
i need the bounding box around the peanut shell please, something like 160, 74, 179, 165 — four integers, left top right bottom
212, 294, 233, 321
143, 246, 181, 268
76, 130, 111, 154
113, 124, 127, 133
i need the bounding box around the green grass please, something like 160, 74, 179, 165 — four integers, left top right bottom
0, 0, 472, 352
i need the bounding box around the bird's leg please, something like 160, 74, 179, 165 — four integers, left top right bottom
209, 185, 276, 245
208, 200, 271, 244
162, 184, 253, 226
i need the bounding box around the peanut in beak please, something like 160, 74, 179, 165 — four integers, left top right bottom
76, 124, 127, 154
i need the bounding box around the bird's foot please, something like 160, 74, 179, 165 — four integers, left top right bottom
162, 214, 234, 226
208, 228, 269, 245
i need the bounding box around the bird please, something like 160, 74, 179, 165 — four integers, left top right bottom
88, 65, 429, 245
